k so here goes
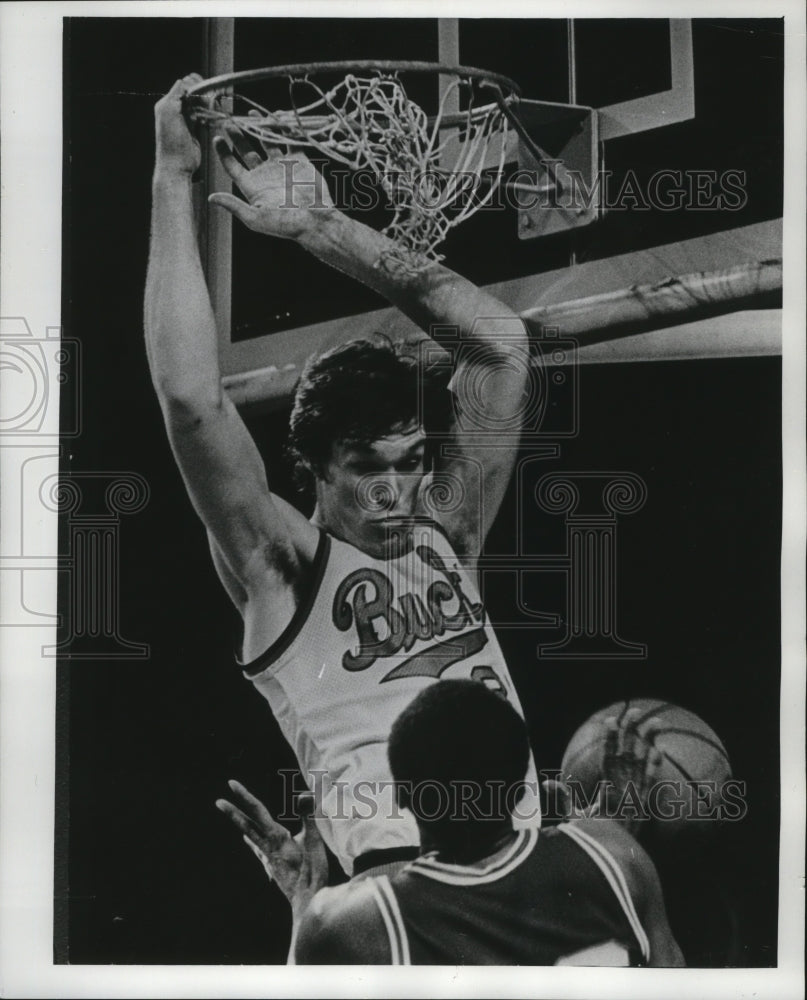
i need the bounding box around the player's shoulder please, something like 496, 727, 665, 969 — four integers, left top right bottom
295, 879, 392, 964
307, 878, 379, 923
565, 818, 659, 907
563, 821, 685, 967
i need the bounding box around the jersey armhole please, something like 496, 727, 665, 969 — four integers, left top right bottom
238, 529, 331, 679
558, 823, 651, 964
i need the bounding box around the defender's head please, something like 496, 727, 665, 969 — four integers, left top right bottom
288, 337, 450, 556
388, 680, 530, 852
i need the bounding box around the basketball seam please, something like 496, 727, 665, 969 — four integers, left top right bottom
647, 728, 730, 762
658, 749, 694, 783
633, 701, 676, 726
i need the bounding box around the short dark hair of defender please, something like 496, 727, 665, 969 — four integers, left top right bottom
287, 337, 453, 493
388, 680, 530, 847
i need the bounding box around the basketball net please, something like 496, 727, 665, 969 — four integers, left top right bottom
190, 70, 513, 270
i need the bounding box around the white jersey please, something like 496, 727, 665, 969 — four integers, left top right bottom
242, 519, 540, 875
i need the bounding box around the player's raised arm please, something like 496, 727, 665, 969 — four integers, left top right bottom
210, 139, 530, 557
144, 77, 316, 611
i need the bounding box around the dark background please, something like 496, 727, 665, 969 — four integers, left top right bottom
60, 17, 782, 965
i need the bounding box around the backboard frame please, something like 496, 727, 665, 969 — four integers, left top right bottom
590, 19, 694, 141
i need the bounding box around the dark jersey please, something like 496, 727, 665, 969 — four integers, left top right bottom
368, 824, 650, 965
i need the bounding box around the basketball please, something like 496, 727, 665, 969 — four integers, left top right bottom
560, 699, 733, 834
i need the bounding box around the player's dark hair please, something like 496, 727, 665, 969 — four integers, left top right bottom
388, 680, 530, 841
287, 336, 452, 492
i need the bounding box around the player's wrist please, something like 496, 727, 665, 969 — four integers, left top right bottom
294, 205, 347, 250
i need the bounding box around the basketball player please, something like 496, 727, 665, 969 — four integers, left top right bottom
218, 681, 684, 965
146, 76, 540, 880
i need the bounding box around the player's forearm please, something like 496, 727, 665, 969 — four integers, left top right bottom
145, 171, 223, 414
297, 211, 527, 351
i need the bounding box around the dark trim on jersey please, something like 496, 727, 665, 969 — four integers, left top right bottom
558, 823, 650, 963
353, 845, 420, 876
409, 828, 538, 885
239, 530, 331, 678
369, 875, 411, 964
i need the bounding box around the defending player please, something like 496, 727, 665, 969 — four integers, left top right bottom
145, 76, 540, 879
219, 681, 684, 965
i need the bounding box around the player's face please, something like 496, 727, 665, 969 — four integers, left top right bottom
316, 425, 427, 556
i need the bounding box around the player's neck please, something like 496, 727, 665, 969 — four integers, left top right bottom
424, 823, 518, 868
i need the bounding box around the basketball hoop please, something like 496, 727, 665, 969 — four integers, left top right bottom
186, 61, 526, 270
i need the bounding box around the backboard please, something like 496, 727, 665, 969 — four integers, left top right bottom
197, 17, 783, 407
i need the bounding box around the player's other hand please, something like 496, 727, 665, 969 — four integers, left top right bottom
154, 74, 205, 177
544, 709, 663, 837
209, 123, 335, 240
599, 709, 663, 835
216, 780, 328, 918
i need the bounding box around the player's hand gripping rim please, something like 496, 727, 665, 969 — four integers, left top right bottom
154, 73, 210, 178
